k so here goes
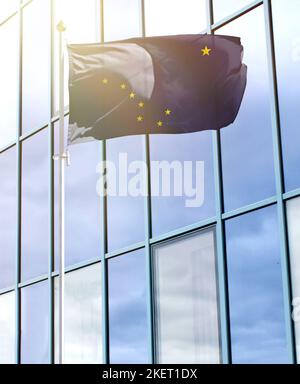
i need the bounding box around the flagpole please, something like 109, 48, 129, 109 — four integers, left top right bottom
56, 20, 67, 365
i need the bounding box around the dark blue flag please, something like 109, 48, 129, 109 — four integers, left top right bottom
68, 34, 247, 144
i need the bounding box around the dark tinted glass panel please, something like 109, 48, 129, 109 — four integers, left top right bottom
225, 206, 289, 363
153, 229, 221, 363
54, 263, 102, 363
54, 120, 102, 269
286, 197, 300, 361
0, 148, 16, 289
218, 7, 276, 211
0, 15, 18, 148
0, 291, 15, 364
22, 0, 50, 134
108, 249, 148, 363
104, 0, 141, 41
272, 0, 300, 192
106, 136, 145, 251
22, 129, 49, 282
150, 132, 215, 237
145, 0, 206, 36
21, 281, 49, 364
212, 0, 252, 22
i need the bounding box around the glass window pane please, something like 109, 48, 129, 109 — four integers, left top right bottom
272, 0, 300, 192
145, 0, 207, 36
54, 120, 102, 268
54, 0, 99, 112
0, 0, 17, 23
150, 132, 215, 237
104, 0, 141, 41
0, 291, 15, 364
22, 0, 50, 134
225, 206, 289, 363
21, 281, 49, 364
153, 229, 221, 363
106, 136, 145, 251
0, 148, 16, 289
286, 197, 300, 362
22, 129, 49, 282
218, 7, 276, 212
108, 249, 148, 363
0, 16, 18, 149
54, 263, 102, 364
213, 0, 252, 22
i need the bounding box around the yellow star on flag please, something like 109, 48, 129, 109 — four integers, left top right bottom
201, 46, 211, 56
138, 101, 145, 108
120, 83, 127, 90
137, 115, 144, 122
129, 92, 136, 99
102, 78, 108, 84
157, 120, 163, 127
165, 108, 171, 116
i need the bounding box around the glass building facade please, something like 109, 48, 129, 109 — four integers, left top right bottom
0, 0, 299, 364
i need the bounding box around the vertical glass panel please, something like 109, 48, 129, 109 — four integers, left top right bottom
218, 7, 276, 212
22, 0, 50, 134
145, 0, 207, 36
0, 291, 15, 364
0, 16, 18, 148
153, 229, 221, 363
0, 0, 17, 23
104, 0, 141, 41
22, 129, 49, 282
54, 263, 102, 364
286, 197, 300, 362
21, 281, 49, 364
108, 249, 148, 363
150, 132, 215, 237
0, 148, 16, 289
54, 0, 99, 112
225, 206, 289, 363
106, 136, 145, 251
272, 0, 300, 192
54, 120, 102, 268
213, 0, 252, 22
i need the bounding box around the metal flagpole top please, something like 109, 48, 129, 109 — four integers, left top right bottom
56, 20, 67, 32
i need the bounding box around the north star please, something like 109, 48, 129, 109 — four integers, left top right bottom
102, 369, 137, 382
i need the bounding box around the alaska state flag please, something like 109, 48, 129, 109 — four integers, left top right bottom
67, 34, 247, 144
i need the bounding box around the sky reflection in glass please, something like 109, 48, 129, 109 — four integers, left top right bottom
0, 292, 15, 364
106, 136, 145, 251
21, 129, 49, 282
286, 197, 300, 362
108, 249, 148, 363
153, 230, 221, 363
226, 206, 289, 363
0, 148, 16, 289
272, 0, 300, 192
22, 0, 50, 134
21, 281, 49, 364
54, 263, 102, 364
218, 7, 276, 212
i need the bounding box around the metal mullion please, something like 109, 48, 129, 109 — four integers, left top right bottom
263, 0, 296, 363
99, 0, 109, 364
221, 196, 277, 220
207, 0, 231, 364
140, 0, 155, 364
15, 0, 23, 365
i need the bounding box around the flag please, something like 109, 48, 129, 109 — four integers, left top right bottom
67, 34, 247, 144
